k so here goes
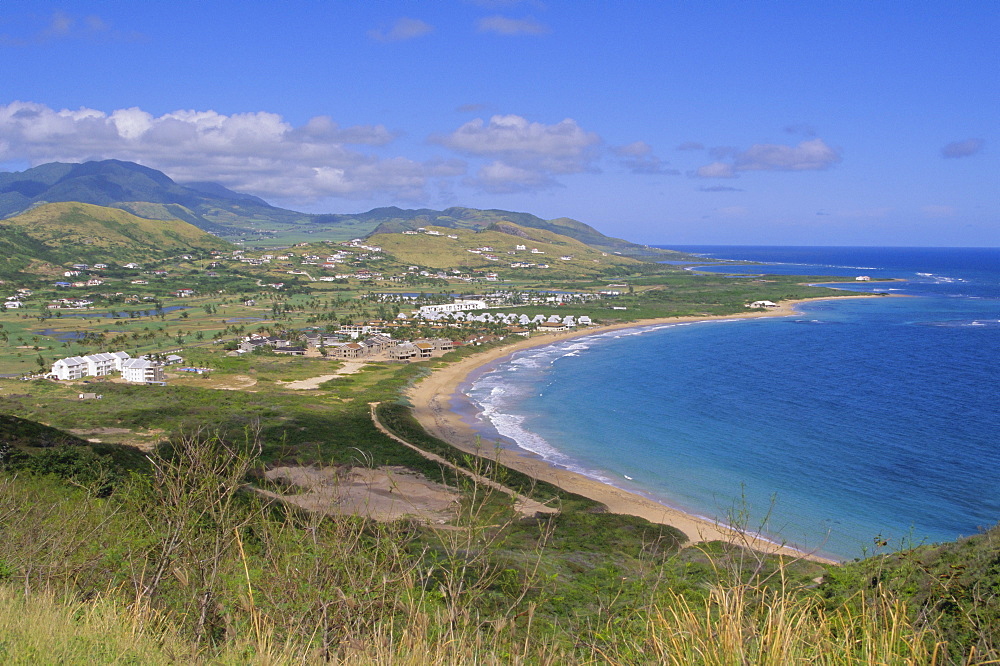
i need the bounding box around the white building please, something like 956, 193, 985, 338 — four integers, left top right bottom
121, 358, 164, 384
51, 356, 88, 380
83, 351, 131, 377
417, 299, 488, 315
51, 351, 132, 380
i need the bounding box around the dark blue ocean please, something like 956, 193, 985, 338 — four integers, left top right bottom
461, 247, 1000, 560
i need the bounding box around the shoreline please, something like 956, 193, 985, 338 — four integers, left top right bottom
407, 296, 884, 565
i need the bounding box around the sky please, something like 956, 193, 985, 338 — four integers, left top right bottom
1, 1, 997, 247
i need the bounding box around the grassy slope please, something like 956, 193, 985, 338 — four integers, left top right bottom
369, 223, 642, 275
0, 202, 231, 274
0, 404, 983, 662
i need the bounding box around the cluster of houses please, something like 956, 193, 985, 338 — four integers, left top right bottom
48, 298, 95, 309
234, 331, 454, 362
404, 310, 592, 331
54, 278, 104, 288
3, 288, 32, 310
49, 351, 182, 384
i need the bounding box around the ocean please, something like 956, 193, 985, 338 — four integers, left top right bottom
459, 246, 1000, 560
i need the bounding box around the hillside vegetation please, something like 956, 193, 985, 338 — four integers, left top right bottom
369, 223, 643, 275
0, 159, 309, 235
0, 161, 693, 257
0, 202, 231, 275
0, 409, 995, 663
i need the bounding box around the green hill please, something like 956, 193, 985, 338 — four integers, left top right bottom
360, 206, 682, 260
0, 202, 231, 275
0, 161, 694, 261
0, 160, 310, 234
369, 223, 643, 275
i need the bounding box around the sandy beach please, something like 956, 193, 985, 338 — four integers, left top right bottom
406, 297, 882, 565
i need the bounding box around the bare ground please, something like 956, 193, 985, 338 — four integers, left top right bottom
260, 465, 460, 523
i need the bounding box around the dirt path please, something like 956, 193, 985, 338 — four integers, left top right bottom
368, 402, 556, 518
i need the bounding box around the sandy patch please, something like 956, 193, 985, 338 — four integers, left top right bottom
69, 427, 134, 436
68, 427, 164, 451
206, 374, 258, 390
261, 465, 460, 523
279, 361, 368, 390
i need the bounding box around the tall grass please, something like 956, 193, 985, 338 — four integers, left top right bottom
0, 431, 993, 664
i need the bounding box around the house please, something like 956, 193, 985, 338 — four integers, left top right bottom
337, 342, 366, 359
273, 346, 307, 356
747, 300, 779, 309
417, 299, 487, 315
413, 341, 435, 358
121, 358, 165, 384
51, 356, 88, 380
855, 275, 871, 281
538, 321, 568, 333
388, 342, 418, 361
432, 338, 455, 352
83, 351, 130, 377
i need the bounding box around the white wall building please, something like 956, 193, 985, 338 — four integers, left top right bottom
52, 356, 88, 380
121, 358, 164, 384
83, 351, 131, 377
417, 299, 488, 315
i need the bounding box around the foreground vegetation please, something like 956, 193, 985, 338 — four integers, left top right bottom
1, 397, 998, 663
4, 428, 996, 664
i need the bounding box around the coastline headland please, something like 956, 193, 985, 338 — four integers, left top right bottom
407, 296, 884, 565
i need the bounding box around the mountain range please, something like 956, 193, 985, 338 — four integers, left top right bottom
0, 160, 673, 259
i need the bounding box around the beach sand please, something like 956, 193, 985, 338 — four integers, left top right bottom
406, 297, 878, 565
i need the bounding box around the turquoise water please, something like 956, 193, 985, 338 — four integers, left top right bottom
461, 247, 1000, 560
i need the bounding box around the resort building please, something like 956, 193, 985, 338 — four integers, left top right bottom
51, 356, 88, 380
417, 299, 487, 315
83, 351, 131, 377
120, 358, 165, 384
388, 342, 419, 362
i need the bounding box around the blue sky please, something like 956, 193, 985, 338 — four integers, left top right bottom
1, 1, 996, 246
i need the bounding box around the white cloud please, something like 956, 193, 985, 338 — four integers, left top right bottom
367, 17, 434, 43
1, 11, 141, 46
941, 138, 984, 159
735, 139, 840, 171
0, 101, 454, 204
472, 161, 557, 193
435, 114, 599, 172
476, 15, 549, 35
694, 162, 736, 179
611, 141, 678, 175
695, 138, 841, 178
433, 114, 600, 192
